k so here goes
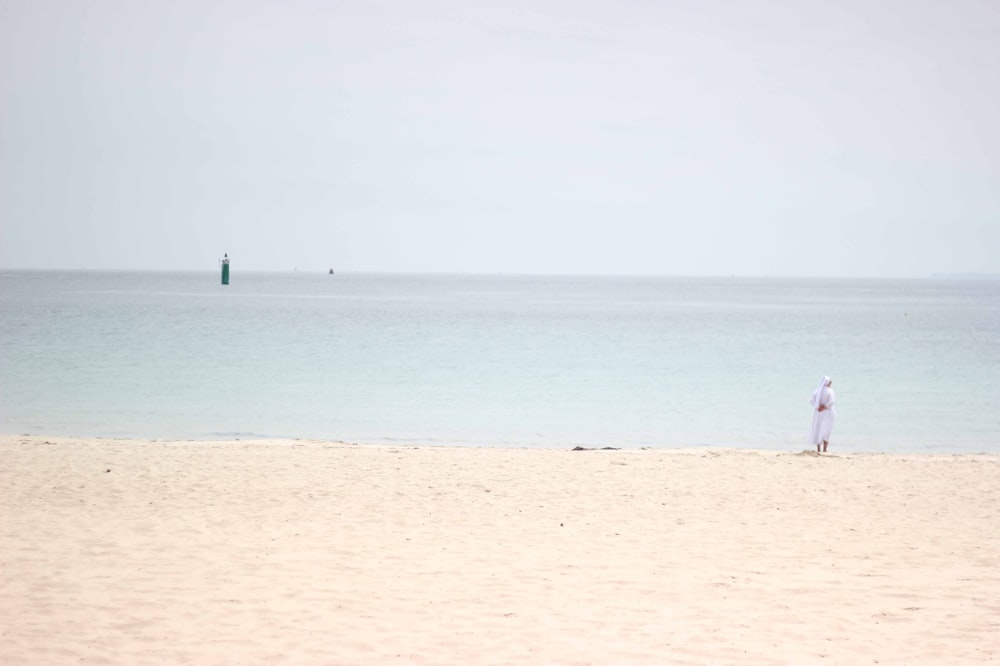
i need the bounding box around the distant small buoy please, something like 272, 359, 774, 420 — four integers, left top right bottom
329, 268, 335, 275
221, 254, 230, 285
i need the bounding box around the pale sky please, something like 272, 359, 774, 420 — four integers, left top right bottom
2, 0, 998, 276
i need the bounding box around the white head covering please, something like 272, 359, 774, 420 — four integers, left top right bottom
812, 375, 831, 409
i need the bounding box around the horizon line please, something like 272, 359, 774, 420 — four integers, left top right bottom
2, 267, 998, 280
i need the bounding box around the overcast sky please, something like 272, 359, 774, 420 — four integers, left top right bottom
2, 0, 998, 276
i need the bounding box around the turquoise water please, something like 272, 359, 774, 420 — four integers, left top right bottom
1, 271, 997, 452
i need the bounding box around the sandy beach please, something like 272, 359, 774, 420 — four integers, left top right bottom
1, 434, 998, 665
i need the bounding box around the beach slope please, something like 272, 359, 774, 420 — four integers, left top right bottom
1, 435, 998, 664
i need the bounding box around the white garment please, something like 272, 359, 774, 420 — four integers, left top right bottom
809, 381, 836, 445
811, 376, 830, 408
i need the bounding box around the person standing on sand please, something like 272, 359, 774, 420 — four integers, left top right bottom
810, 376, 836, 452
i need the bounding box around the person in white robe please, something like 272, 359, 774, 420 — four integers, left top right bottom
809, 376, 836, 452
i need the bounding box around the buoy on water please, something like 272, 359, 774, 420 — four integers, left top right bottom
221, 254, 230, 285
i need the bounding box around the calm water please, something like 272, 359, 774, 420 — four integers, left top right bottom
1, 271, 998, 453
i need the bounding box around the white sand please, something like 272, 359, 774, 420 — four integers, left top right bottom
2, 434, 999, 664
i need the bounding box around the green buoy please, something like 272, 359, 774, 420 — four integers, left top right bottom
221, 253, 230, 285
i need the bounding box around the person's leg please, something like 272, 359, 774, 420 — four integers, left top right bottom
822, 440, 828, 452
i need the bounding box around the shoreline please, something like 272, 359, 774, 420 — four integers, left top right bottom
5, 432, 998, 458
3, 434, 998, 664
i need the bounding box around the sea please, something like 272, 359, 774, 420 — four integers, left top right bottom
1, 270, 997, 454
